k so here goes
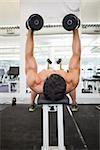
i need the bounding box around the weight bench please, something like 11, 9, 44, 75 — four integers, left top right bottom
37, 94, 69, 150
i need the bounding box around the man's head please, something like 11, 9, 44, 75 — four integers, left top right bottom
43, 74, 66, 101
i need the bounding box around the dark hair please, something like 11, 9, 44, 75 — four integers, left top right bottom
43, 74, 66, 101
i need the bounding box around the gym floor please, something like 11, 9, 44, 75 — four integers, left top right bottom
0, 103, 99, 150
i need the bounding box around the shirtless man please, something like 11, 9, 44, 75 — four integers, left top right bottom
25, 29, 81, 112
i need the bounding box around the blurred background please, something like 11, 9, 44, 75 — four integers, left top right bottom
0, 0, 100, 104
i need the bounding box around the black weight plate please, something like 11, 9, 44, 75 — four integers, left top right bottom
62, 14, 78, 31
29, 14, 44, 31
26, 20, 29, 29
26, 14, 35, 30
76, 17, 81, 29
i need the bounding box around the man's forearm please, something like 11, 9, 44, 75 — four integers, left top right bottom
69, 89, 76, 104
72, 29, 81, 55
25, 30, 34, 58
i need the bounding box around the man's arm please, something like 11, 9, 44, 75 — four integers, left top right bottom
69, 88, 76, 105
69, 29, 81, 70
68, 29, 81, 107
25, 30, 41, 88
68, 29, 81, 85
25, 30, 37, 74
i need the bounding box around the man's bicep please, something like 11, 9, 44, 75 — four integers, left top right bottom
72, 68, 80, 87
26, 70, 36, 87
69, 54, 80, 70
25, 56, 37, 74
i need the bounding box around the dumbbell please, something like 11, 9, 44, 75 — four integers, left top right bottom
47, 59, 52, 69
47, 59, 52, 64
56, 58, 62, 64
26, 14, 44, 31
12, 97, 16, 106
56, 58, 62, 70
62, 14, 80, 31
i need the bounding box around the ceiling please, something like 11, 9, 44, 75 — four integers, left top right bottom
0, 0, 100, 25
0, 0, 100, 61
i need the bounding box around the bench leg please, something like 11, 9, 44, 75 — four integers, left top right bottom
42, 105, 49, 150
42, 104, 66, 150
57, 105, 66, 150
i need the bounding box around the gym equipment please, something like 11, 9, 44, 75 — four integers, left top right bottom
62, 14, 80, 31
82, 77, 100, 93
56, 59, 62, 64
0, 69, 5, 83
26, 14, 44, 31
47, 58, 63, 70
56, 58, 62, 70
7, 66, 19, 76
7, 67, 19, 93
67, 106, 88, 150
37, 94, 69, 150
47, 58, 52, 64
47, 59, 52, 69
12, 97, 16, 106
96, 105, 100, 110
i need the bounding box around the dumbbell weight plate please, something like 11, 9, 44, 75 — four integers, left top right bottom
26, 14, 35, 30
76, 17, 81, 29
62, 14, 78, 31
28, 14, 44, 31
26, 20, 30, 30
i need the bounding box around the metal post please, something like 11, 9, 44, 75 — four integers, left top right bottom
42, 105, 49, 150
57, 104, 66, 150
